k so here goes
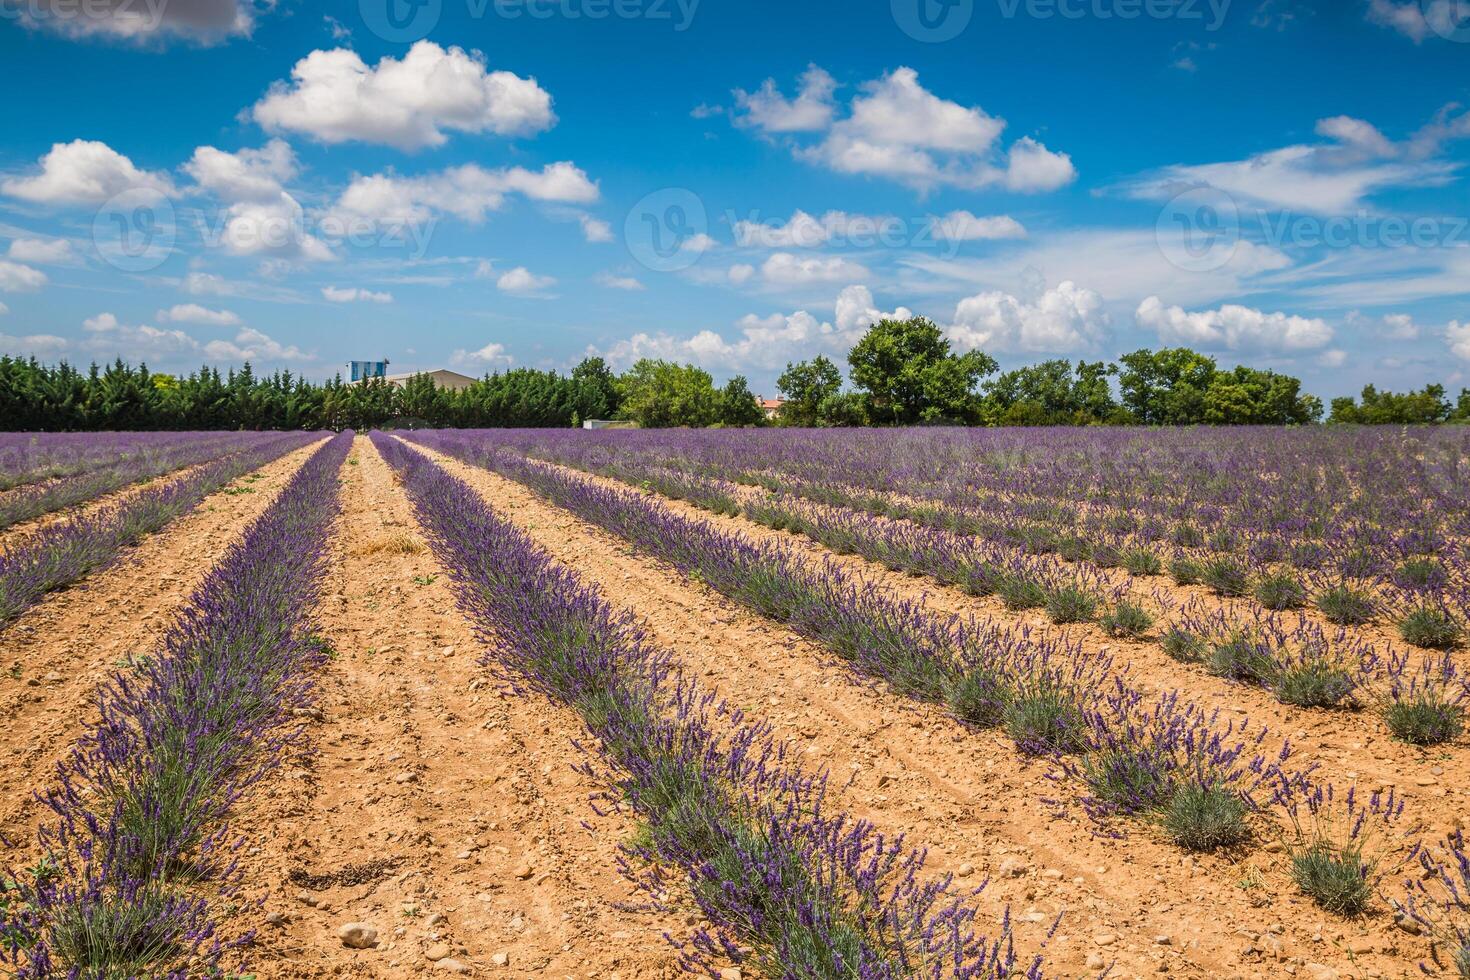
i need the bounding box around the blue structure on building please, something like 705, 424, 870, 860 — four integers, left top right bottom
349, 360, 390, 382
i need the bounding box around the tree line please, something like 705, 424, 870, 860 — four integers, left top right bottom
2, 315, 1466, 430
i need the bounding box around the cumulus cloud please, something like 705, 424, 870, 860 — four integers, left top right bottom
2, 139, 174, 205
157, 303, 241, 326
1135, 296, 1333, 351
0, 331, 68, 357
496, 267, 555, 295
948, 281, 1109, 354
579, 213, 614, 243
252, 42, 556, 150
0, 260, 48, 293
1447, 320, 1470, 361
185, 142, 332, 261
82, 311, 309, 364
761, 252, 868, 286
1346, 310, 1420, 340
451, 342, 513, 369
738, 67, 1075, 194
598, 284, 910, 372
6, 238, 75, 264
331, 162, 598, 227
727, 263, 756, 285
596, 272, 644, 290
733, 65, 837, 133
1, 0, 259, 45
322, 286, 393, 303
930, 211, 1027, 241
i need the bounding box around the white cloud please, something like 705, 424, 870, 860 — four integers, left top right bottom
1135, 296, 1333, 351
773, 67, 1075, 194
734, 210, 834, 249
0, 331, 68, 357
596, 272, 644, 290
451, 342, 513, 369
728, 263, 756, 285
332, 161, 597, 226
157, 303, 241, 326
930, 211, 1027, 241
184, 140, 297, 202
1367, 0, 1462, 41
322, 286, 393, 304
681, 232, 718, 254
5, 0, 258, 45
2, 139, 173, 206
1317, 349, 1348, 368
761, 252, 868, 286
202, 326, 310, 363
473, 260, 496, 280
0, 260, 48, 293
948, 281, 1109, 354
733, 65, 837, 134
599, 284, 910, 372
6, 238, 74, 264
80, 311, 309, 365
579, 213, 614, 243
0, 302, 8, 315
1121, 110, 1466, 214
496, 267, 555, 294
1447, 320, 1470, 361
252, 42, 556, 150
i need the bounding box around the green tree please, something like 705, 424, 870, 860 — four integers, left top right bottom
570, 356, 620, 422
1202, 366, 1322, 425
776, 356, 844, 427
847, 317, 996, 425
1328, 384, 1453, 424
616, 359, 719, 428
1116, 348, 1218, 425
981, 359, 1123, 426
716, 375, 765, 427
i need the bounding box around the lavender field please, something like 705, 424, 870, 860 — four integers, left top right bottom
0, 426, 1466, 979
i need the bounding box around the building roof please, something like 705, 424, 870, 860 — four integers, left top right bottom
368, 369, 479, 391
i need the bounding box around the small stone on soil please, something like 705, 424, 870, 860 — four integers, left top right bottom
338, 922, 379, 949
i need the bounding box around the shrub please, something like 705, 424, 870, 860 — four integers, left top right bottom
1003, 680, 1089, 756
1162, 782, 1248, 852
1171, 523, 1204, 548
1122, 549, 1163, 578
1081, 747, 1173, 814
1254, 574, 1307, 611
1161, 628, 1206, 663
1045, 587, 1098, 624
1275, 663, 1356, 708
1316, 586, 1375, 626
1100, 602, 1154, 640
1168, 557, 1203, 586
1384, 693, 1465, 746
944, 670, 1009, 728
1206, 634, 1277, 684
1055, 536, 1092, 563
1291, 842, 1371, 915
1394, 558, 1447, 591
1398, 608, 1463, 650
1200, 559, 1250, 598
996, 575, 1048, 611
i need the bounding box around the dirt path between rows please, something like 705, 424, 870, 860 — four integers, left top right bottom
0, 438, 327, 847
413, 439, 1422, 980
231, 437, 683, 979
533, 456, 1468, 840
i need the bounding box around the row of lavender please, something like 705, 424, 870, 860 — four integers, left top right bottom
407, 429, 1470, 954
485, 427, 1469, 633
476, 431, 1467, 746
0, 432, 351, 978
0, 432, 320, 628
0, 433, 245, 493
374, 431, 1037, 979
0, 432, 275, 532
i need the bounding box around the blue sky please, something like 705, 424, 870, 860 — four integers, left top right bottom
1, 0, 1468, 398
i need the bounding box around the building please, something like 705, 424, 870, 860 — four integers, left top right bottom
758, 398, 786, 420
361, 369, 479, 392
